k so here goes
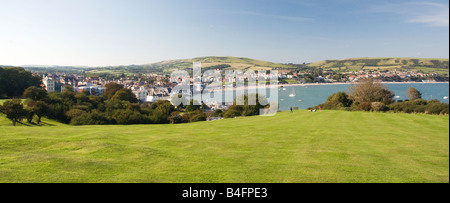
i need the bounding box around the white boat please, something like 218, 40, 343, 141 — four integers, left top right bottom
444, 96, 449, 100
289, 89, 296, 97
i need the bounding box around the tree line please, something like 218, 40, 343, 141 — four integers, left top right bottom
0, 83, 210, 126
311, 78, 449, 115
0, 67, 42, 99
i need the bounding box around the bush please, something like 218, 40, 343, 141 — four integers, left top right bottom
71, 110, 111, 125
189, 110, 207, 123
356, 102, 372, 111
168, 112, 188, 124
213, 109, 224, 117
426, 103, 449, 115
388, 100, 449, 115
113, 109, 150, 125
223, 105, 243, 118
371, 102, 388, 112
65, 109, 87, 119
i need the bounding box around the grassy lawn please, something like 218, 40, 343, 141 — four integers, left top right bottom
0, 111, 448, 183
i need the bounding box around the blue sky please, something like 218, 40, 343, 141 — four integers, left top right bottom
0, 0, 448, 66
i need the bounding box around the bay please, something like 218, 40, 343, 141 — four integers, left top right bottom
278, 83, 450, 111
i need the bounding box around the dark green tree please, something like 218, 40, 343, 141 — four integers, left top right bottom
103, 83, 124, 99
1, 99, 28, 126
111, 89, 138, 103
0, 67, 42, 99
23, 86, 48, 101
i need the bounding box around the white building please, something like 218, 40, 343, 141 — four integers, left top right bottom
134, 89, 149, 102
43, 76, 56, 93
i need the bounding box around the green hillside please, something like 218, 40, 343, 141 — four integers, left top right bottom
152, 56, 295, 72
86, 56, 295, 75
306, 58, 449, 74
0, 111, 448, 183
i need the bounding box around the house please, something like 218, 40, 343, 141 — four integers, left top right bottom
43, 76, 56, 93
134, 89, 149, 102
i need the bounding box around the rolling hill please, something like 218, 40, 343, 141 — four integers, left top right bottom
13, 56, 450, 76
85, 56, 296, 76
306, 58, 449, 74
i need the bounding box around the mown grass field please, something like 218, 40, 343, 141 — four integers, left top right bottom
0, 111, 448, 183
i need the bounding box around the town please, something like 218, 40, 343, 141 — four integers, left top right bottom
37, 68, 448, 105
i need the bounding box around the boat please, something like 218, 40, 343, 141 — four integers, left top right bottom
444, 96, 449, 100
289, 89, 296, 97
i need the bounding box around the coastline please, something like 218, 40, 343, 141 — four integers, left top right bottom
279, 81, 449, 87
220, 81, 449, 92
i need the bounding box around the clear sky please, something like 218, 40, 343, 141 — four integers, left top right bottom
0, 0, 449, 66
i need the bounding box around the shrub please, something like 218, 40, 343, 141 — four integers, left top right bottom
189, 110, 207, 123
65, 109, 87, 119
356, 102, 372, 111
113, 109, 150, 125
213, 109, 224, 117
71, 110, 111, 125
426, 103, 449, 115
168, 112, 188, 124
223, 105, 243, 118
371, 102, 388, 112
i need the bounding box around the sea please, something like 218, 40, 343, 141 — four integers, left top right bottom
201, 83, 449, 111
277, 83, 449, 111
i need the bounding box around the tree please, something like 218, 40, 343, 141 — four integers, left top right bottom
25, 109, 35, 124
62, 86, 76, 100
349, 78, 394, 105
70, 110, 111, 125
23, 86, 48, 101
104, 83, 124, 99
407, 87, 422, 101
150, 101, 176, 124
65, 109, 87, 120
0, 67, 42, 99
1, 99, 27, 126
322, 92, 353, 109
32, 101, 49, 124
111, 89, 138, 103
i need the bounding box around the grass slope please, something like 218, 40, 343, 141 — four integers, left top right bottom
0, 111, 448, 183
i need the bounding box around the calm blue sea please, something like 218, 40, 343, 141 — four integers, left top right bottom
277, 83, 450, 111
